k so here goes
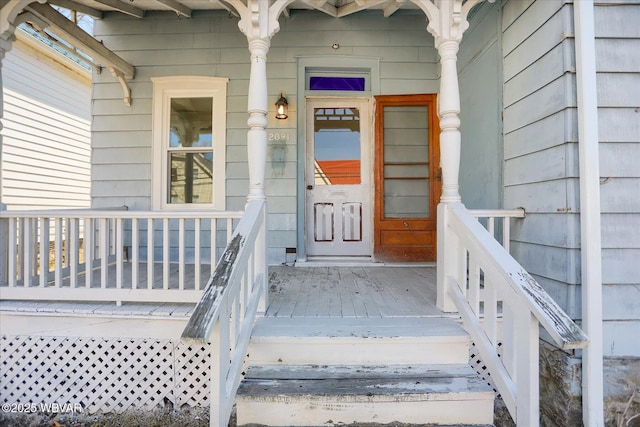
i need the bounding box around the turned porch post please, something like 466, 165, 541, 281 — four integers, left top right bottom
233, 0, 281, 202
417, 0, 474, 311
232, 0, 288, 317
246, 36, 269, 202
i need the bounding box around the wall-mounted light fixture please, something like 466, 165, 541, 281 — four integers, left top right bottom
275, 93, 288, 120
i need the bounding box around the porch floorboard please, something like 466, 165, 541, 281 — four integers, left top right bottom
265, 265, 442, 318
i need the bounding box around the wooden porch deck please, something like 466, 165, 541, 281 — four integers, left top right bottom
266, 265, 442, 318
0, 265, 442, 319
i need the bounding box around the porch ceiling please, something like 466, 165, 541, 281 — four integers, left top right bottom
50, 0, 422, 19
3, 0, 425, 105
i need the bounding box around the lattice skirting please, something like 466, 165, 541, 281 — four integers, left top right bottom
469, 341, 503, 396
0, 336, 210, 414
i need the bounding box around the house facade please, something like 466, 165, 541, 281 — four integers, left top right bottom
1, 27, 91, 210
1, 0, 639, 425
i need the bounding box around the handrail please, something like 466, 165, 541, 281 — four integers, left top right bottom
181, 199, 267, 427
0, 208, 243, 219
442, 202, 588, 426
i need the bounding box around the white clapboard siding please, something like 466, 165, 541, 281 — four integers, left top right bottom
1, 30, 91, 210
92, 10, 440, 265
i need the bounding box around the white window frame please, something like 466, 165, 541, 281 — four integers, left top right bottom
151, 76, 228, 210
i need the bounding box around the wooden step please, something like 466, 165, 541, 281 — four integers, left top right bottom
247, 317, 470, 365
236, 364, 495, 426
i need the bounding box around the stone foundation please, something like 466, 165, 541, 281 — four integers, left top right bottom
539, 340, 640, 427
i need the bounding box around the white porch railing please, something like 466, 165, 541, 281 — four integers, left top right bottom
181, 199, 267, 427
0, 206, 243, 303
470, 208, 526, 253
442, 202, 588, 426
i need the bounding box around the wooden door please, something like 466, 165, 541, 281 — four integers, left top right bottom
373, 94, 440, 262
306, 98, 371, 257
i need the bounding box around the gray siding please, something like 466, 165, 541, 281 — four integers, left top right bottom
501, 0, 581, 316
1, 32, 91, 209
92, 10, 439, 265
459, 1, 503, 209
502, 0, 640, 357
594, 2, 640, 357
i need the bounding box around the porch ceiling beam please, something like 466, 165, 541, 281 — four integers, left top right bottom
383, 0, 405, 18
337, 0, 387, 17
154, 0, 191, 18
302, 0, 337, 17
48, 0, 103, 19
212, 0, 240, 18
92, 0, 144, 18
25, 2, 135, 79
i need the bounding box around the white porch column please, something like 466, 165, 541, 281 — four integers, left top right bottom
231, 0, 288, 317
246, 38, 269, 201
418, 0, 472, 312
436, 39, 462, 204
233, 0, 284, 202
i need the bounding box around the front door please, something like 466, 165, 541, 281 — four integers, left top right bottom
305, 98, 371, 257
373, 94, 440, 262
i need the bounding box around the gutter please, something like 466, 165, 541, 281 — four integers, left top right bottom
573, 1, 604, 425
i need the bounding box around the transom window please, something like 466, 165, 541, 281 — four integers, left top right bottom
305, 70, 370, 93
152, 76, 228, 209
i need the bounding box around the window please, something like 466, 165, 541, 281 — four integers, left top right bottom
305, 70, 370, 93
152, 76, 228, 209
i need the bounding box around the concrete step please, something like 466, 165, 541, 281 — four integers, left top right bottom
247, 317, 470, 365
235, 364, 495, 426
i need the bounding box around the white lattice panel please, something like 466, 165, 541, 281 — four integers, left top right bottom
469, 341, 502, 396
0, 336, 210, 414
175, 344, 212, 407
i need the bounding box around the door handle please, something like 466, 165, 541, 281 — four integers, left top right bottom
307, 185, 313, 190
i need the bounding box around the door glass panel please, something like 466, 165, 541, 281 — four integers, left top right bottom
383, 105, 430, 218
313, 107, 361, 186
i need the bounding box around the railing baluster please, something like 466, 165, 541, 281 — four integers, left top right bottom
85, 218, 93, 288
39, 218, 50, 287
502, 302, 516, 377
132, 218, 139, 289
468, 253, 480, 315
8, 217, 17, 287
487, 216, 495, 239
116, 218, 123, 289
211, 218, 217, 267
194, 218, 201, 290
179, 218, 185, 291
503, 217, 510, 252
54, 218, 62, 287
110, 218, 117, 257
163, 218, 169, 290
100, 218, 108, 288
483, 272, 498, 346
226, 218, 233, 245
147, 218, 154, 289
23, 218, 33, 287
63, 218, 70, 269
69, 218, 79, 288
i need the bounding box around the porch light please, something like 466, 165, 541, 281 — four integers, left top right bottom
275, 93, 288, 119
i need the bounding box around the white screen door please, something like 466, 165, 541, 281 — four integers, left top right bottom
305, 98, 371, 256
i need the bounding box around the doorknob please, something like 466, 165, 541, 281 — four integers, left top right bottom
306, 185, 313, 190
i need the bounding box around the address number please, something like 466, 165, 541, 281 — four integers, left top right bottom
268, 133, 289, 141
